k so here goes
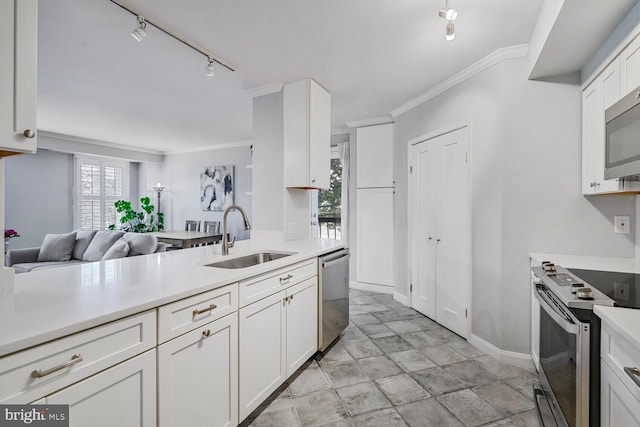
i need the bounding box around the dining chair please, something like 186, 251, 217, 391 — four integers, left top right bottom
185, 220, 200, 232
203, 221, 220, 234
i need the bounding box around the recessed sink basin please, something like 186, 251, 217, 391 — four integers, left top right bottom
205, 252, 296, 269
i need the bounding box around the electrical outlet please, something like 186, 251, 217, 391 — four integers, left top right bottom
615, 215, 630, 234
287, 223, 295, 234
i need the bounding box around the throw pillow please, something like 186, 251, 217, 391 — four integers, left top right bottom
37, 232, 77, 262
83, 231, 125, 262
72, 230, 98, 260
102, 238, 130, 260
123, 233, 158, 256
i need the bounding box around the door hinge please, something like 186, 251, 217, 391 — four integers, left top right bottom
465, 153, 468, 163
410, 284, 413, 292
409, 165, 413, 173
465, 308, 468, 318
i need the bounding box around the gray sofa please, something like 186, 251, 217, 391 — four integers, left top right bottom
8, 230, 168, 273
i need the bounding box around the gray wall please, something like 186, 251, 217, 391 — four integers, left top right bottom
161, 145, 253, 241
4, 149, 75, 249
393, 56, 636, 354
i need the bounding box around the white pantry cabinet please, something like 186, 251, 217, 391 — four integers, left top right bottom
0, 0, 37, 156
284, 79, 331, 189
239, 276, 318, 421
44, 350, 156, 427
356, 123, 394, 188
356, 188, 394, 287
582, 59, 640, 195
158, 313, 238, 427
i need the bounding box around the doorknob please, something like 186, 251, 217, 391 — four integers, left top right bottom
23, 129, 35, 138
436, 238, 441, 242
428, 237, 432, 240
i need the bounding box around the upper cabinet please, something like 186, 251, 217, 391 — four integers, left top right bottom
620, 35, 640, 97
356, 123, 394, 188
284, 79, 330, 189
0, 0, 37, 157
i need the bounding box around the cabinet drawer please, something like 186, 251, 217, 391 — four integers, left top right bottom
157, 283, 238, 344
239, 259, 317, 307
602, 323, 640, 402
0, 310, 155, 404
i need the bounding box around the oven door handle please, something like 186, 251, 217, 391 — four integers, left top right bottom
535, 288, 579, 335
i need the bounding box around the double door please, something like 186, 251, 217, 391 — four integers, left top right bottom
409, 126, 469, 338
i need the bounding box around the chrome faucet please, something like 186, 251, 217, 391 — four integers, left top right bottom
222, 204, 252, 255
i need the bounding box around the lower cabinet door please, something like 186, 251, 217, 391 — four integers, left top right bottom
239, 291, 286, 421
157, 313, 238, 427
602, 362, 640, 427
45, 350, 156, 427
286, 278, 318, 377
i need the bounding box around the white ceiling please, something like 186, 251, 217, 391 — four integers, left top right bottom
38, 0, 548, 153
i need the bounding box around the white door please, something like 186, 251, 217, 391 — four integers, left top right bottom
410, 126, 469, 338
45, 350, 156, 427
157, 314, 238, 427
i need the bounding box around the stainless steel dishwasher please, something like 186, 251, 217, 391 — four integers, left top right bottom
318, 248, 350, 351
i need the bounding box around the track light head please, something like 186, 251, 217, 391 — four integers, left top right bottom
206, 58, 215, 77
439, 8, 458, 21
131, 16, 146, 42
445, 21, 455, 41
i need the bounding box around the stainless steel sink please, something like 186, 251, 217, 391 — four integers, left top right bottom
205, 252, 296, 269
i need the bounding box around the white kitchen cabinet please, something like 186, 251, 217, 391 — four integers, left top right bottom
356, 188, 394, 288
582, 60, 640, 195
158, 313, 238, 427
619, 35, 640, 97
239, 276, 318, 421
356, 123, 394, 188
44, 350, 156, 427
0, 0, 37, 156
284, 79, 331, 189
601, 320, 640, 427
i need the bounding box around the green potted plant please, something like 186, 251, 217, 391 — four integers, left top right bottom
108, 197, 164, 232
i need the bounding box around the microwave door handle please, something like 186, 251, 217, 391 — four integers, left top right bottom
535, 289, 579, 335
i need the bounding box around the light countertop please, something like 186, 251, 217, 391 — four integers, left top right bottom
530, 252, 640, 273
595, 305, 640, 352
0, 236, 345, 356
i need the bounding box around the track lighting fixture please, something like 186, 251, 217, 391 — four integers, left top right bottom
445, 22, 455, 41
131, 16, 146, 42
109, 0, 236, 75
206, 58, 215, 77
439, 0, 457, 42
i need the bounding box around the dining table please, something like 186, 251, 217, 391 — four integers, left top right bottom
148, 230, 223, 249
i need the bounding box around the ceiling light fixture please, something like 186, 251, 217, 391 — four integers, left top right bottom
206, 58, 215, 77
131, 16, 147, 42
439, 0, 457, 42
110, 0, 236, 74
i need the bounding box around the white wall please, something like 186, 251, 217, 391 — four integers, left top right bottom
161, 145, 252, 241
393, 56, 636, 354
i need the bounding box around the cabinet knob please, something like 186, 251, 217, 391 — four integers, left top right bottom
23, 129, 35, 139
311, 178, 316, 183
436, 238, 441, 242
202, 329, 211, 337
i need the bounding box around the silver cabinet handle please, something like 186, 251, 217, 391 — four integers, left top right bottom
22, 129, 35, 139
279, 274, 293, 284
624, 367, 640, 389
192, 303, 217, 317
31, 354, 83, 378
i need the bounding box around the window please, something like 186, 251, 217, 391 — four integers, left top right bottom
317, 153, 342, 240
75, 156, 128, 230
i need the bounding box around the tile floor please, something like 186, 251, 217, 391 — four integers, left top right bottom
243, 289, 539, 427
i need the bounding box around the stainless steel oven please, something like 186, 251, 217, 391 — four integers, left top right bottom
535, 284, 590, 427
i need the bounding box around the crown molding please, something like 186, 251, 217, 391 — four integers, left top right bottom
245, 83, 284, 98
37, 130, 165, 155
391, 44, 529, 118
345, 116, 394, 128
165, 140, 252, 155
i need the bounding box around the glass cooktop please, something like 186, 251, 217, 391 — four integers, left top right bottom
568, 268, 640, 309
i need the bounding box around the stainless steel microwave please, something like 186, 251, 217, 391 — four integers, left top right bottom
605, 85, 640, 180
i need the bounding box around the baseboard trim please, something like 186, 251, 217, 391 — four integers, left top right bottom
349, 281, 394, 294
468, 333, 535, 370
393, 291, 409, 306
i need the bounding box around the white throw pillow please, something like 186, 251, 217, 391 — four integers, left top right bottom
102, 238, 130, 260
72, 230, 98, 260
123, 233, 158, 256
